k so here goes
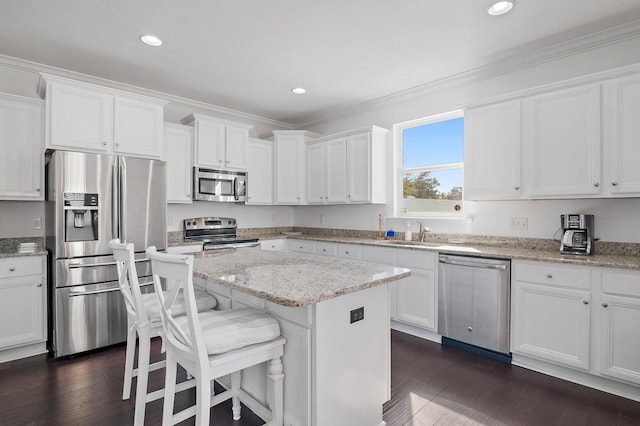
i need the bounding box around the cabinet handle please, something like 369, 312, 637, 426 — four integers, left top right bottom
103, 141, 107, 146
345, 251, 350, 255
602, 303, 609, 308
582, 300, 589, 305
514, 186, 520, 190
467, 326, 473, 332
546, 274, 552, 279
348, 194, 351, 198
218, 160, 223, 163
612, 182, 618, 186
9, 266, 15, 271
37, 282, 42, 287
35, 188, 41, 192
594, 182, 600, 187
115, 143, 119, 147
322, 248, 326, 252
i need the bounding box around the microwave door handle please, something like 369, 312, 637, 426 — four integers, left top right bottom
120, 157, 127, 242
234, 177, 239, 200
112, 162, 119, 240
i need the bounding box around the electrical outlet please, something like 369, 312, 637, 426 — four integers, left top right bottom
510, 217, 528, 230
32, 217, 42, 230
350, 307, 364, 324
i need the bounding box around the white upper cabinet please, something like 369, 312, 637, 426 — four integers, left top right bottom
38, 74, 166, 159
346, 127, 387, 204
305, 126, 388, 205
464, 100, 522, 200
163, 123, 193, 204
0, 94, 44, 200
306, 137, 348, 204
608, 73, 640, 195
274, 130, 321, 205
245, 137, 274, 205
522, 83, 602, 197
182, 114, 253, 169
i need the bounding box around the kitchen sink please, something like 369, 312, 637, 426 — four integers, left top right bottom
377, 240, 482, 253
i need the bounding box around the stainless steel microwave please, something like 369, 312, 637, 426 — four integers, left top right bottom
193, 167, 248, 202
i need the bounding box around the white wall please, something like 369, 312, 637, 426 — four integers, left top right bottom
0, 201, 45, 238
167, 203, 294, 232
296, 34, 640, 243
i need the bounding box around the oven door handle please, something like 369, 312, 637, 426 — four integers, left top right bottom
68, 280, 154, 297
68, 258, 149, 269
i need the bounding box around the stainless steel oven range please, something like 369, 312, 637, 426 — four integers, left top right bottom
183, 217, 259, 250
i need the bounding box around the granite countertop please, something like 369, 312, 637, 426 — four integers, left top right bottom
0, 238, 47, 258
191, 248, 411, 307
171, 229, 640, 270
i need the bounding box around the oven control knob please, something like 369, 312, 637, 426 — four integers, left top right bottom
186, 221, 192, 226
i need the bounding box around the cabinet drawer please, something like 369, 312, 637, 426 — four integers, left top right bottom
396, 249, 437, 270
361, 246, 395, 265
602, 270, 640, 297
514, 261, 590, 290
315, 242, 337, 257
337, 244, 362, 260
0, 257, 43, 279
289, 240, 316, 254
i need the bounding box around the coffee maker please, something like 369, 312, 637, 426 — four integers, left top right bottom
560, 214, 594, 255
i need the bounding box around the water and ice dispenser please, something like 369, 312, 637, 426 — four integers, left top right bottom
63, 193, 99, 242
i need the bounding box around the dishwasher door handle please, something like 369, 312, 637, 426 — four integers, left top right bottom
439, 257, 508, 271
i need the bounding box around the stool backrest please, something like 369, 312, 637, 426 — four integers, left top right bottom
146, 246, 208, 369
109, 239, 150, 327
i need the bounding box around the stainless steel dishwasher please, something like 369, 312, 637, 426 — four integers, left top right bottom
438, 254, 511, 358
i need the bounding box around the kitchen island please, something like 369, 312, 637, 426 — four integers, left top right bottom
191, 248, 411, 426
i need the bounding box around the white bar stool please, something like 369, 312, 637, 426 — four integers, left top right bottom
146, 246, 286, 426
109, 239, 217, 426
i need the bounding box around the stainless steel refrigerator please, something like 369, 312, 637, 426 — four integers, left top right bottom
45, 150, 166, 357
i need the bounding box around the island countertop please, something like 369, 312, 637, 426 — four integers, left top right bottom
191, 248, 411, 307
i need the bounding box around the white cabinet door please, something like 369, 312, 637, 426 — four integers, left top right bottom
346, 132, 371, 202
288, 239, 316, 254
523, 83, 602, 197
395, 250, 437, 331
0, 94, 44, 200
195, 119, 226, 167
0, 256, 46, 352
324, 138, 347, 203
113, 95, 164, 158
599, 270, 640, 385
163, 123, 193, 203
225, 125, 248, 169
274, 133, 307, 204
305, 141, 325, 204
245, 138, 273, 205
47, 81, 113, 152
609, 74, 640, 195
464, 100, 522, 199
512, 279, 591, 370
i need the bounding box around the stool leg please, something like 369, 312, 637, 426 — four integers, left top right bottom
231, 371, 241, 420
162, 352, 177, 426
195, 371, 211, 426
267, 357, 284, 426
122, 323, 137, 400
133, 329, 151, 426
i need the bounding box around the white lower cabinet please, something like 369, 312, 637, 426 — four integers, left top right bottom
0, 256, 47, 362
394, 250, 438, 332
598, 269, 640, 385
287, 239, 316, 254
260, 239, 286, 251
512, 261, 591, 370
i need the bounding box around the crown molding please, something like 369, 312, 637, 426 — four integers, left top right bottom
294, 19, 640, 128
0, 53, 295, 130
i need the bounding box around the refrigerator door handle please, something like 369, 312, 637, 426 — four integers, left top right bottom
112, 162, 119, 240
120, 157, 127, 243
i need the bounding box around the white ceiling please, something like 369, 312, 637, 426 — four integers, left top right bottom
2, 1, 640, 125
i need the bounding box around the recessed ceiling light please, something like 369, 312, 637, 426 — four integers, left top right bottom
140, 34, 163, 47
487, 1, 515, 16
291, 87, 307, 95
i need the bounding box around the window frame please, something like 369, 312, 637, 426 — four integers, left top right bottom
393, 110, 464, 218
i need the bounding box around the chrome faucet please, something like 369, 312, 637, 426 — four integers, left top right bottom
415, 220, 430, 242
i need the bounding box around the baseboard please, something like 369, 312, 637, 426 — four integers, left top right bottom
0, 342, 47, 363
390, 321, 442, 343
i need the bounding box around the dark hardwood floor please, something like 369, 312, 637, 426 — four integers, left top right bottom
1, 330, 639, 425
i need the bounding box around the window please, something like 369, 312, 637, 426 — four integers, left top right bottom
395, 111, 464, 216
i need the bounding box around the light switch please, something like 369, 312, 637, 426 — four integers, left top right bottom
32, 217, 42, 230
